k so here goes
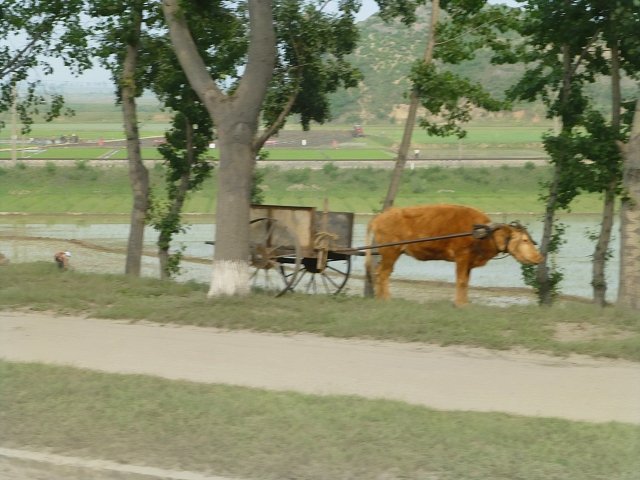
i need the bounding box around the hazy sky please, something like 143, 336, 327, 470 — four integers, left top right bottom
41, 0, 521, 85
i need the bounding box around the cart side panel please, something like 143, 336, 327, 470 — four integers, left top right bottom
251, 205, 316, 250
314, 211, 354, 248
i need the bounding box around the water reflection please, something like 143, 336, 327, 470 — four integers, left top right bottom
0, 214, 620, 301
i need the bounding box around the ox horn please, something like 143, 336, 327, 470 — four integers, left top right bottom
509, 221, 524, 230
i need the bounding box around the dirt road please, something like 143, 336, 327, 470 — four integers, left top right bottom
1, 311, 639, 425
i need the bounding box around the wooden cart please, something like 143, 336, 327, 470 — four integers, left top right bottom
248, 204, 355, 296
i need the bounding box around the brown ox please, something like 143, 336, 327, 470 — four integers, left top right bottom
365, 204, 543, 306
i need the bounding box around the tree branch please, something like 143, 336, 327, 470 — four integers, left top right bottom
162, 0, 226, 114
254, 84, 300, 150
233, 0, 277, 113
569, 28, 600, 79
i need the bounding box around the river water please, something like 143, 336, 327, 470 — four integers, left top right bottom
0, 213, 620, 302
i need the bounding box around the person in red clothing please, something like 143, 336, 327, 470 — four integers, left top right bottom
54, 251, 71, 270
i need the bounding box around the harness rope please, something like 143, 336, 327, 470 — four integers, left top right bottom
334, 224, 495, 254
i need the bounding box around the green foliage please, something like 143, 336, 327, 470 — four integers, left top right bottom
251, 168, 266, 205
261, 0, 362, 133
0, 0, 89, 133
411, 63, 505, 139
493, 0, 640, 307
149, 106, 214, 278
165, 245, 186, 277
522, 220, 566, 304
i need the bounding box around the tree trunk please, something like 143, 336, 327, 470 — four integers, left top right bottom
591, 44, 622, 306
163, 0, 276, 296
535, 41, 574, 305
592, 185, 615, 305
382, 0, 439, 211
536, 169, 559, 305
122, 12, 149, 276
208, 122, 255, 296
617, 98, 640, 310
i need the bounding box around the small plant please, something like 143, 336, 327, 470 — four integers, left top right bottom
284, 168, 311, 184
410, 179, 427, 194
522, 220, 566, 304
15, 161, 27, 170
322, 162, 339, 179
45, 161, 57, 175
75, 159, 88, 170
523, 161, 536, 170
166, 246, 186, 277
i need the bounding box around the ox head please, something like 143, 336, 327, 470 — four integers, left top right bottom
491, 222, 543, 265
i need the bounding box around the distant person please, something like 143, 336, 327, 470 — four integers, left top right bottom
54, 251, 71, 270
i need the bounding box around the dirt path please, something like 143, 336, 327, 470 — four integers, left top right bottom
1, 311, 639, 425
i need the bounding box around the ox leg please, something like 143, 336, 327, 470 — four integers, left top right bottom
454, 261, 472, 307
375, 248, 401, 300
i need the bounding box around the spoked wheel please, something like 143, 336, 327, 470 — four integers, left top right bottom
249, 218, 301, 296
290, 252, 352, 295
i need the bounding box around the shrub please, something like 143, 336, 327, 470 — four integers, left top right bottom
322, 162, 339, 179
284, 168, 311, 184
75, 159, 88, 170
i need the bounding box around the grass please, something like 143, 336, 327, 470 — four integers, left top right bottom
1, 262, 638, 479
262, 147, 396, 160
2, 360, 639, 480
0, 122, 170, 142
365, 123, 553, 146
1, 262, 639, 361
0, 147, 166, 160
0, 162, 607, 214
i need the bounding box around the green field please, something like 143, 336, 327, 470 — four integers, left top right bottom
0, 117, 551, 159
0, 162, 604, 214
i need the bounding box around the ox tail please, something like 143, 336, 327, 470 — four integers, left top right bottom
364, 220, 376, 297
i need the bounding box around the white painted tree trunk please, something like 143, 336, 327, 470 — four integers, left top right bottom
208, 260, 250, 297
163, 0, 276, 297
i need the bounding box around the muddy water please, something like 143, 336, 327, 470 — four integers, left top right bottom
0, 213, 620, 302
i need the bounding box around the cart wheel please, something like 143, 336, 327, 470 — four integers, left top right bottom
249, 218, 301, 297
290, 252, 352, 295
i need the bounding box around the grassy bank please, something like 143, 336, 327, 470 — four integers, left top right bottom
0, 162, 604, 214
1, 263, 638, 361
2, 360, 638, 480
2, 262, 638, 479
